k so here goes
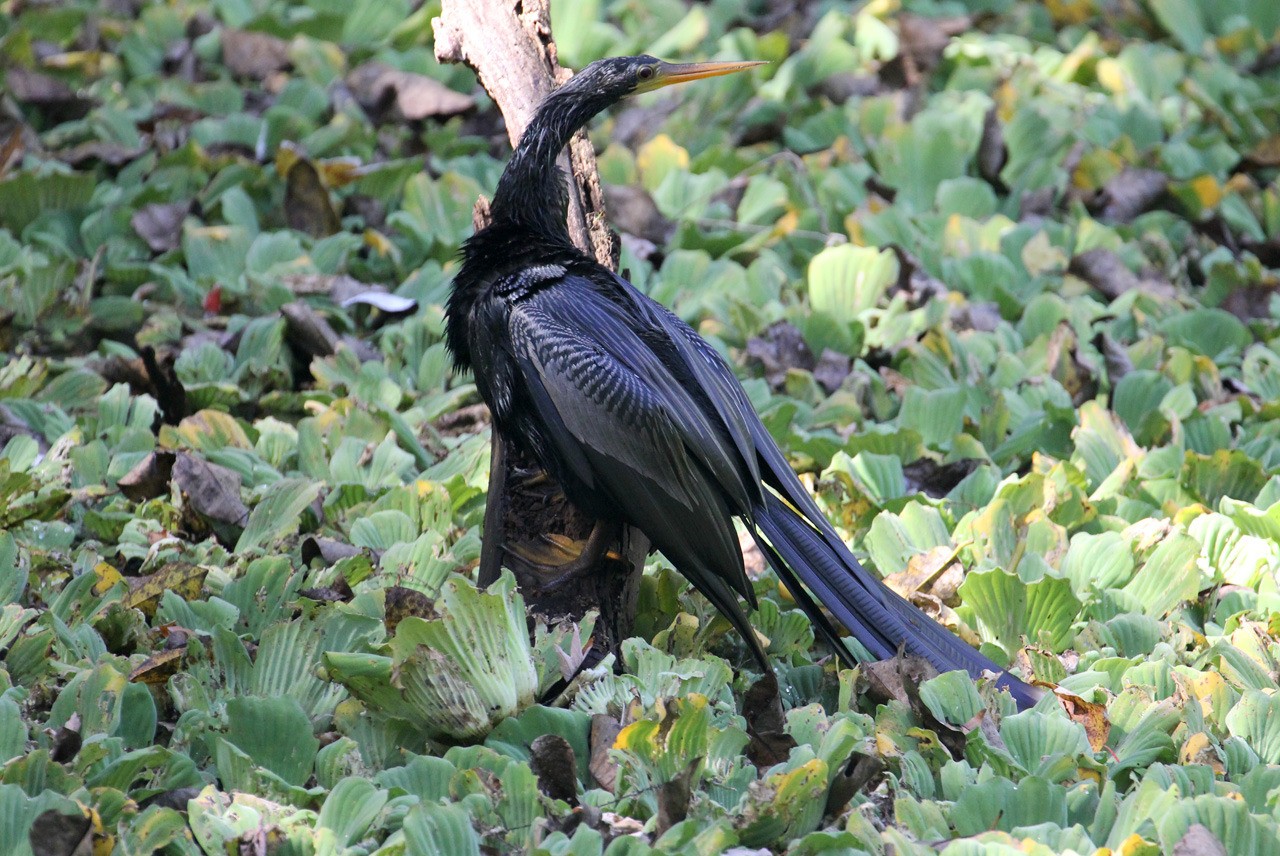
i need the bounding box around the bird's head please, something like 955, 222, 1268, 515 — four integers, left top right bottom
565, 55, 765, 102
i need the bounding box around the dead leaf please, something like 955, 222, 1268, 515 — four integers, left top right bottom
0, 127, 23, 179
346, 63, 475, 122
1045, 321, 1099, 407
283, 157, 341, 238
1090, 167, 1168, 222
1056, 688, 1110, 752
654, 759, 698, 837
825, 751, 886, 815
1173, 824, 1227, 856
902, 458, 981, 498
977, 105, 1006, 188
173, 452, 249, 534
1218, 280, 1280, 323
1069, 248, 1139, 300
602, 183, 672, 246
884, 544, 962, 598
128, 647, 185, 684
140, 345, 187, 427
385, 586, 438, 634
863, 654, 938, 709
281, 301, 341, 359
813, 349, 852, 394
588, 714, 622, 793
880, 14, 970, 90
47, 713, 81, 763
118, 450, 177, 502
743, 672, 796, 768
125, 563, 209, 617
300, 536, 361, 566
137, 786, 202, 812
1091, 330, 1134, 382
529, 734, 580, 804
57, 140, 148, 167
221, 29, 291, 81
131, 201, 191, 253
28, 808, 93, 856
950, 302, 1003, 333
745, 320, 815, 391
6, 68, 94, 120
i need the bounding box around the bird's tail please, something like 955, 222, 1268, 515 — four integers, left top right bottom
752, 491, 1040, 710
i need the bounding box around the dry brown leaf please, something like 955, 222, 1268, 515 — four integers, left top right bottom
173, 452, 249, 531
384, 586, 438, 634
131, 201, 191, 254
1056, 688, 1110, 752
1173, 824, 1227, 856
884, 544, 962, 598
221, 29, 291, 81
588, 714, 622, 793
528, 735, 580, 804
284, 158, 341, 238
1091, 167, 1168, 222
125, 563, 209, 617
118, 450, 176, 502
346, 63, 475, 122
128, 647, 185, 685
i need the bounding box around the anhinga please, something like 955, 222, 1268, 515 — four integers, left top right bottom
447, 56, 1038, 710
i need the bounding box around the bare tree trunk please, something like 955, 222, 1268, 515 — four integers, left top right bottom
435, 0, 647, 661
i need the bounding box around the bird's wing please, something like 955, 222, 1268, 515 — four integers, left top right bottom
520, 275, 757, 512
503, 279, 756, 605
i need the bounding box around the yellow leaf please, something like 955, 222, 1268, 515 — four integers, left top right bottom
316, 156, 365, 187
772, 208, 799, 238
125, 563, 209, 617
128, 647, 185, 684
1045, 0, 1096, 25
1246, 134, 1280, 167
1057, 689, 1110, 752
636, 134, 689, 191
1116, 834, 1159, 856
1095, 59, 1129, 95
363, 229, 394, 257
1188, 174, 1223, 210
614, 719, 656, 752
1021, 231, 1069, 276
93, 562, 124, 596
173, 409, 253, 451
275, 140, 305, 177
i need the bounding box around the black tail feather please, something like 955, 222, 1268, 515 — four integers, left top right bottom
753, 492, 1040, 710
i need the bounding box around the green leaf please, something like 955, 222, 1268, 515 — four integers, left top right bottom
807, 245, 898, 326
0, 532, 24, 605
235, 478, 322, 553
222, 696, 319, 787
958, 569, 1081, 655
402, 801, 482, 856
1122, 533, 1200, 618
1061, 532, 1136, 594
317, 777, 388, 845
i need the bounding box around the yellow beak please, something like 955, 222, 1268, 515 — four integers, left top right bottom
638, 59, 767, 93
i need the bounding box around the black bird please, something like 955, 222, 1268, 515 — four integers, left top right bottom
447, 56, 1038, 709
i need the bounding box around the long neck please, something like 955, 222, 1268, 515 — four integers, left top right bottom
489, 85, 608, 240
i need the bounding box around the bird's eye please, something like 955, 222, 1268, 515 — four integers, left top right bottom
638, 66, 655, 80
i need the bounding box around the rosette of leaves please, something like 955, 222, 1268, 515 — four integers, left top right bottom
325, 572, 540, 742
